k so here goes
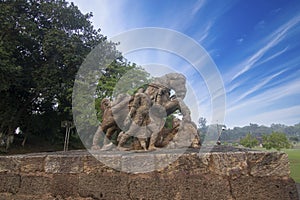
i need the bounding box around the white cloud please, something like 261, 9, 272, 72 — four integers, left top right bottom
72, 0, 129, 37
191, 0, 206, 16
253, 105, 300, 125
230, 69, 287, 105
196, 21, 213, 43
236, 37, 244, 44
255, 46, 289, 66
226, 79, 300, 126
228, 105, 300, 127
231, 14, 300, 81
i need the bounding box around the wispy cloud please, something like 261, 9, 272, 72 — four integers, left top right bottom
236, 37, 244, 44
252, 105, 300, 125
226, 52, 299, 96
191, 0, 206, 16
195, 21, 214, 43
231, 14, 300, 81
71, 0, 300, 127
255, 46, 289, 66
230, 69, 288, 105
225, 76, 300, 127
228, 104, 300, 127
228, 78, 300, 114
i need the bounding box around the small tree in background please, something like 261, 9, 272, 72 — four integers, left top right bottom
240, 133, 259, 148
262, 132, 292, 151
198, 117, 208, 145
289, 136, 299, 145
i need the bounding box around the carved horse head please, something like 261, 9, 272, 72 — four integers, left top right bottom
153, 73, 187, 99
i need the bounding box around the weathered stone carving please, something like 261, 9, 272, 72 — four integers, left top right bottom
92, 73, 200, 151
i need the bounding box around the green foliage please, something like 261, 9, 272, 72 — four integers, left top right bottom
93, 62, 150, 122
262, 132, 292, 151
97, 62, 150, 99
0, 0, 119, 147
240, 133, 259, 148
284, 149, 300, 183
232, 142, 239, 147
197, 117, 208, 144
198, 117, 208, 134
165, 115, 175, 129
289, 136, 299, 143
221, 122, 300, 143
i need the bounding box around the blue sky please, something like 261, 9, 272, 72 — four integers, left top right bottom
72, 0, 300, 127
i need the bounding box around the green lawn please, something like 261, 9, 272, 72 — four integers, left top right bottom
284, 148, 300, 183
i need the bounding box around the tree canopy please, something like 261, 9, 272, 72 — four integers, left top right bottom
239, 133, 259, 148
0, 0, 148, 149
220, 123, 300, 143
262, 132, 292, 151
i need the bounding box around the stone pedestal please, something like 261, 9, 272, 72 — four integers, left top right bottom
0, 146, 298, 200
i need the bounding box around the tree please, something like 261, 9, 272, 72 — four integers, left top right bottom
239, 133, 259, 148
95, 62, 151, 120
198, 117, 208, 144
262, 132, 292, 151
217, 122, 300, 143
73, 58, 151, 147
0, 0, 121, 147
198, 117, 208, 133
289, 136, 299, 144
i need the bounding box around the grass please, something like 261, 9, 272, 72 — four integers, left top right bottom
284, 148, 300, 183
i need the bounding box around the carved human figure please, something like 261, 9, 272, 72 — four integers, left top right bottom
91, 94, 131, 150
143, 73, 192, 149
117, 88, 152, 150
92, 73, 200, 151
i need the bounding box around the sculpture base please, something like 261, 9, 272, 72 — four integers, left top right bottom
0, 146, 298, 200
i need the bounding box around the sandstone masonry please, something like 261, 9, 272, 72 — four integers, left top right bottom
0, 147, 298, 200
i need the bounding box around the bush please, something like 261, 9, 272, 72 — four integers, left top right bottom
240, 133, 259, 148
262, 132, 292, 151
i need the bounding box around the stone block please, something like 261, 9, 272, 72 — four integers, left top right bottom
230, 176, 299, 200
247, 151, 290, 177
159, 152, 211, 175
209, 152, 248, 178
20, 155, 45, 173
78, 172, 127, 199
178, 174, 232, 200
51, 174, 79, 198
121, 153, 156, 173
45, 155, 83, 174
83, 153, 121, 173
19, 175, 51, 195
125, 173, 231, 200
0, 156, 20, 173
0, 173, 20, 194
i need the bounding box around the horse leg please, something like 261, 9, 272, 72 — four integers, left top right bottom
117, 132, 131, 151
92, 126, 103, 150
164, 99, 191, 121
101, 127, 116, 150
164, 100, 180, 116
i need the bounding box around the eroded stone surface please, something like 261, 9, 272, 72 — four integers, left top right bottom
247, 151, 290, 177
230, 176, 299, 200
0, 147, 298, 200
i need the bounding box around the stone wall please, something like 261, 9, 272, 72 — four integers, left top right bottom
0, 147, 298, 200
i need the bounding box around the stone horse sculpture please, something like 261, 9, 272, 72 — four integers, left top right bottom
91, 73, 200, 151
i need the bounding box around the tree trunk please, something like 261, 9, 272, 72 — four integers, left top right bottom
21, 134, 27, 147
